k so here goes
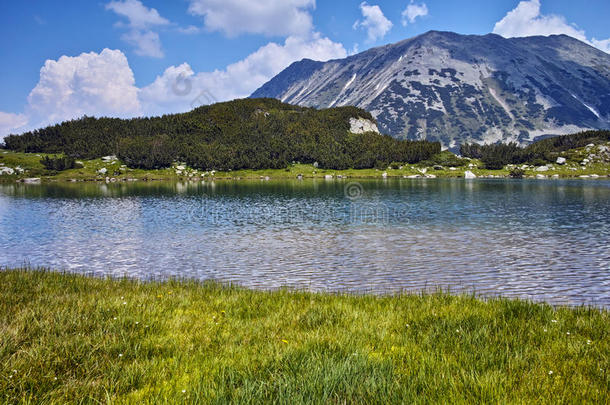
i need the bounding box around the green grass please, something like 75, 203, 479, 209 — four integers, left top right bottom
2, 148, 609, 183
1, 269, 608, 403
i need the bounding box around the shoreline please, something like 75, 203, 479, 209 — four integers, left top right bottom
2, 148, 610, 184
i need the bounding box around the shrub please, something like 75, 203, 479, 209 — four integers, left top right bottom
40, 156, 79, 171
509, 168, 525, 178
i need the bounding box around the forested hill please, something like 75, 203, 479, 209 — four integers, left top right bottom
2, 98, 440, 171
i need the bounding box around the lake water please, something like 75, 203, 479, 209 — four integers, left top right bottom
1, 179, 609, 307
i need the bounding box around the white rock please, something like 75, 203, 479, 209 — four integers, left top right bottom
176, 165, 186, 171
464, 170, 477, 179
579, 175, 590, 178
324, 174, 333, 179
535, 166, 549, 172
382, 172, 388, 178
21, 178, 41, 183
425, 174, 437, 178
98, 168, 107, 175
590, 174, 600, 178
556, 157, 566, 165
101, 155, 116, 162
405, 175, 421, 178
0, 167, 15, 175
349, 117, 379, 134
552, 174, 560, 178
449, 167, 457, 171
536, 174, 547, 179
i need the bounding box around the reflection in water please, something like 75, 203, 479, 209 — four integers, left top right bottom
1, 179, 609, 307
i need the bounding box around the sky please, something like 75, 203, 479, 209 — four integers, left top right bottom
1, 0, 609, 139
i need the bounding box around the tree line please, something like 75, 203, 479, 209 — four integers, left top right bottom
3, 98, 440, 171
460, 130, 610, 169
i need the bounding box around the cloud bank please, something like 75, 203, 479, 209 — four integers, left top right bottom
493, 0, 610, 53
1, 35, 346, 138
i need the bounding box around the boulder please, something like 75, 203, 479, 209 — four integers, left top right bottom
21, 178, 41, 183
464, 170, 476, 179
535, 166, 549, 172
556, 157, 566, 165
536, 174, 547, 179
349, 117, 379, 134
382, 172, 388, 178
98, 168, 108, 175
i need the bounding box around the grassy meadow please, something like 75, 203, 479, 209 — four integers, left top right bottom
0, 269, 608, 403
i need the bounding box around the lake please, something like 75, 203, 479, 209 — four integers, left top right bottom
1, 179, 609, 306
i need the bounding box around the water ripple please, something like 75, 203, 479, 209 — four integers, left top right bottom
1, 179, 609, 307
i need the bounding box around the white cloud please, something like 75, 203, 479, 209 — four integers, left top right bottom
353, 2, 393, 43
0, 112, 28, 139
140, 34, 347, 115
106, 0, 169, 29
106, 0, 169, 58
177, 25, 200, 35
187, 0, 315, 37
26, 49, 141, 127
121, 30, 164, 58
493, 0, 610, 53
401, 1, 428, 26
591, 38, 610, 54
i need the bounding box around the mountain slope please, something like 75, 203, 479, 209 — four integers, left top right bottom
251, 31, 610, 149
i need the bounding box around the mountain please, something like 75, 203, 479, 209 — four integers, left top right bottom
251, 31, 610, 150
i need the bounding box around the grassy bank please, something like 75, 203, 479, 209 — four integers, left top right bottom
2, 148, 610, 183
1, 269, 608, 403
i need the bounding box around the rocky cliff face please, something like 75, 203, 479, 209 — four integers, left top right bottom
252, 31, 610, 150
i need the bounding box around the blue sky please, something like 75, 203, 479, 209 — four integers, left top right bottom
1, 0, 609, 137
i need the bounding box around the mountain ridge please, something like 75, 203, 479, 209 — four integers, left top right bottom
252, 31, 610, 150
